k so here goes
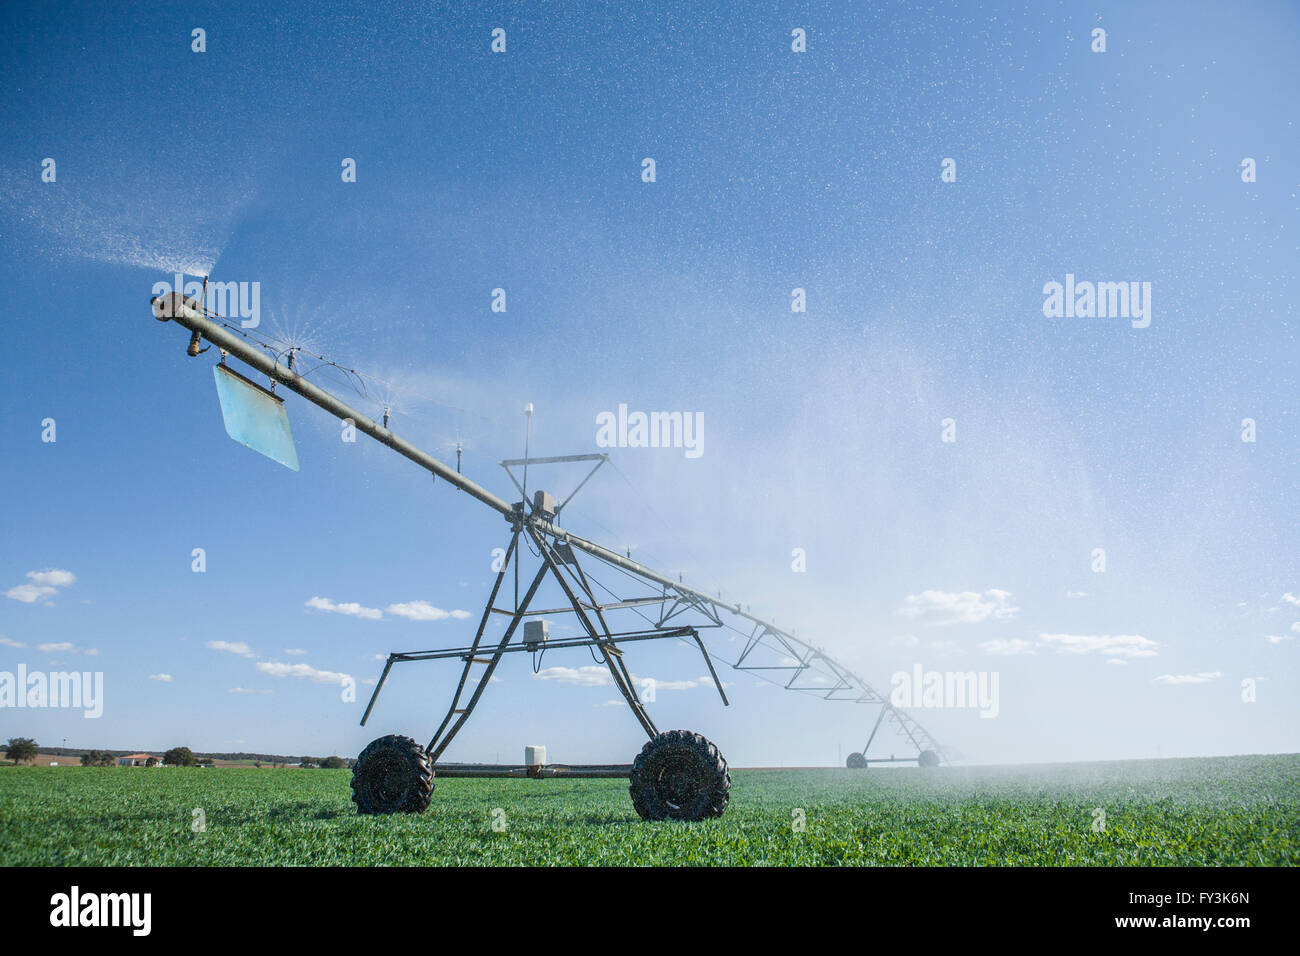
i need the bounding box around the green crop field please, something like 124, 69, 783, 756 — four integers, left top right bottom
1, 754, 1296, 866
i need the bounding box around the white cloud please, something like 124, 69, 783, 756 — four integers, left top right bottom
1039, 633, 1158, 658
229, 686, 272, 695
6, 584, 56, 603
644, 676, 717, 691
5, 568, 77, 604
1281, 592, 1300, 606
897, 589, 1019, 626
532, 666, 713, 694
283, 648, 307, 655
36, 641, 98, 655
207, 640, 257, 658
978, 638, 1035, 656
533, 665, 615, 687
256, 660, 351, 684
1065, 590, 1088, 599
929, 640, 965, 656
149, 673, 173, 682
1265, 634, 1294, 644
385, 600, 472, 622
27, 569, 76, 588
305, 596, 383, 620
0, 636, 27, 648
1106, 659, 1128, 666
1151, 672, 1221, 685
796, 673, 834, 686
890, 634, 920, 647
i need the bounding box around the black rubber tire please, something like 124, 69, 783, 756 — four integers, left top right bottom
350, 734, 435, 814
846, 751, 867, 769
918, 749, 941, 768
629, 729, 730, 821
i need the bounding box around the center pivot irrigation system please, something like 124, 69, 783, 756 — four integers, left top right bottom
151, 287, 949, 821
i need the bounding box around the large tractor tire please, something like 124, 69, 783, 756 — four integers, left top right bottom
351, 734, 435, 814
846, 751, 867, 769
918, 749, 941, 768
629, 729, 730, 821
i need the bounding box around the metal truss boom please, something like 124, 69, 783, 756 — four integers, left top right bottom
154, 295, 948, 763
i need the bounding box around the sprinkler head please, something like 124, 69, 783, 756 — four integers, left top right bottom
151, 292, 204, 323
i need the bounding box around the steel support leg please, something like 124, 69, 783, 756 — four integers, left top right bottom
426, 531, 544, 760
862, 703, 888, 755
528, 527, 659, 740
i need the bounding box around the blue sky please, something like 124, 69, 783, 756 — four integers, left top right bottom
1, 0, 1297, 766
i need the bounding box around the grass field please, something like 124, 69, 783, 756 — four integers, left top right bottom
1, 754, 1296, 865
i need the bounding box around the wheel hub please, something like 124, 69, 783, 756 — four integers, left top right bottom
369, 757, 410, 804
655, 750, 707, 809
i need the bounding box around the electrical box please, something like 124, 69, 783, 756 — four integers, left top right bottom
525, 745, 547, 767
523, 619, 549, 649
533, 489, 557, 519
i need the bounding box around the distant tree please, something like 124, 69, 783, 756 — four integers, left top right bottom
81, 750, 115, 766
5, 738, 39, 765
163, 746, 197, 767
299, 756, 317, 769
320, 755, 347, 769
145, 757, 159, 767
196, 757, 214, 767
252, 760, 262, 768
